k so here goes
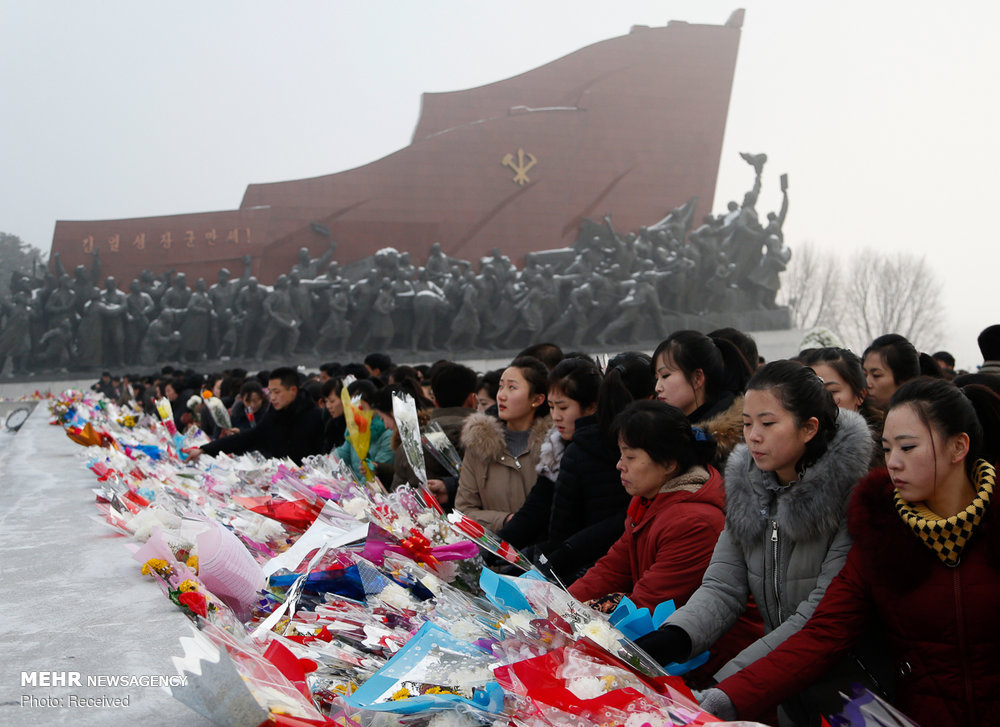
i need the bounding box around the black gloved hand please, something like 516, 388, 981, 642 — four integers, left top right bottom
633, 625, 693, 666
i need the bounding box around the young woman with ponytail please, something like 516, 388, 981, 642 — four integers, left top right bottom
696, 378, 1000, 726
652, 330, 755, 467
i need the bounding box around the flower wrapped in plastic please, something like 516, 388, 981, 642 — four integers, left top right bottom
447, 510, 537, 573
168, 622, 329, 726
422, 421, 464, 479
340, 381, 377, 488
393, 390, 428, 486
493, 638, 717, 727
343, 622, 505, 718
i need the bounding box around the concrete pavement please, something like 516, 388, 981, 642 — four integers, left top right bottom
0, 403, 214, 726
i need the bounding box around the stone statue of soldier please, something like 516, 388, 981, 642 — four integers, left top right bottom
124, 279, 155, 364
99, 276, 128, 368
256, 275, 300, 358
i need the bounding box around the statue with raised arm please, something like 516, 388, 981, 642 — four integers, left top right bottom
720, 153, 767, 290
748, 174, 791, 308
290, 240, 337, 280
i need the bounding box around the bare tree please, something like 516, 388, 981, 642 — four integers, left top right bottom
839, 249, 943, 352
777, 241, 843, 333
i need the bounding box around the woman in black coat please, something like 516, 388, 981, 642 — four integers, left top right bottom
500, 352, 655, 586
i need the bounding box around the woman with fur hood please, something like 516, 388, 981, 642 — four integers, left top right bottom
652, 330, 755, 469
636, 361, 878, 726
455, 356, 551, 532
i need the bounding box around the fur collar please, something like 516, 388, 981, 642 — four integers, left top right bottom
460, 411, 552, 463
849, 467, 1000, 591
724, 408, 873, 547
695, 395, 745, 466
536, 425, 567, 480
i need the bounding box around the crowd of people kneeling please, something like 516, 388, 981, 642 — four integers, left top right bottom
92, 325, 1000, 727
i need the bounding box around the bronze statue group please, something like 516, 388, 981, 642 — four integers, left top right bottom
0, 154, 789, 376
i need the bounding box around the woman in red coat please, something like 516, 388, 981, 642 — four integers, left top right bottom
704, 378, 1000, 725
569, 399, 724, 610
569, 400, 762, 669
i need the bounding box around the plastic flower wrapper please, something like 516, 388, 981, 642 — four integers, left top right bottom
344, 622, 504, 718
298, 454, 366, 501
493, 638, 717, 727
447, 510, 537, 574
422, 421, 463, 479
380, 553, 499, 643
201, 389, 233, 430
261, 501, 370, 578
826, 685, 920, 727
168, 621, 328, 725
393, 391, 427, 486
155, 395, 180, 436
479, 570, 675, 680
341, 382, 379, 489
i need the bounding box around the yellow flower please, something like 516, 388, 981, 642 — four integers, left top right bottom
141, 558, 169, 575
390, 687, 411, 701
178, 580, 199, 593
423, 686, 458, 696
186, 555, 199, 572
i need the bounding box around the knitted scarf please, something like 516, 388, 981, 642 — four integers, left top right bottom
893, 459, 995, 566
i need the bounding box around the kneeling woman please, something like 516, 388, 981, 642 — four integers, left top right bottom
636, 360, 876, 726
570, 401, 732, 611
703, 378, 1000, 725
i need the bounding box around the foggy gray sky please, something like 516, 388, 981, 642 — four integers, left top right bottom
2, 1, 998, 368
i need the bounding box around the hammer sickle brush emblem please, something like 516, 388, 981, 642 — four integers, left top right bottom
501, 148, 537, 185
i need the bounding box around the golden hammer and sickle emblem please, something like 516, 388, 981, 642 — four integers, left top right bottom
501, 148, 537, 185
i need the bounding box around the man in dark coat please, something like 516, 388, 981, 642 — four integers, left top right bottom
196, 367, 324, 464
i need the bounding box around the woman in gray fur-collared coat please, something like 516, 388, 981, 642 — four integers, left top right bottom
636, 360, 882, 727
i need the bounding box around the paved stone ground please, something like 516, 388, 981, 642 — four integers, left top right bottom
0, 406, 214, 726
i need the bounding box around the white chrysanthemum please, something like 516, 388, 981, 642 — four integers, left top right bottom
377, 582, 415, 610
578, 618, 622, 652
340, 496, 370, 520
566, 675, 606, 700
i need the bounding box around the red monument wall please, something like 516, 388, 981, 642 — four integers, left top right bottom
51, 16, 743, 284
